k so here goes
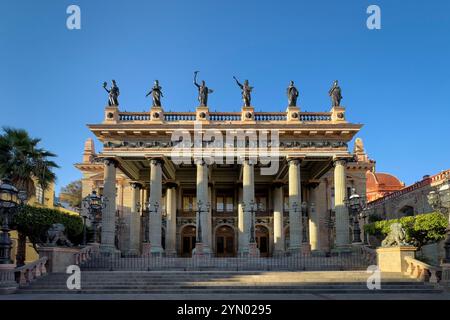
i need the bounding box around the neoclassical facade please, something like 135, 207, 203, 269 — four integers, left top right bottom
76, 102, 374, 256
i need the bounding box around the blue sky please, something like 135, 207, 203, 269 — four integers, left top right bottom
1, 0, 449, 194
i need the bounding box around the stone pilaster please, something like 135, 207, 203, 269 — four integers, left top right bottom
100, 158, 118, 253
149, 158, 164, 254
288, 158, 303, 253
273, 183, 284, 254
128, 182, 141, 255
334, 158, 350, 249
165, 183, 177, 256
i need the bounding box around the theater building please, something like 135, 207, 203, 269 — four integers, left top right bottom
76, 102, 374, 257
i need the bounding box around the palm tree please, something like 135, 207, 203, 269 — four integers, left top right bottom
0, 127, 59, 266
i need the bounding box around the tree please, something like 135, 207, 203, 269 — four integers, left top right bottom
0, 127, 59, 266
59, 180, 82, 210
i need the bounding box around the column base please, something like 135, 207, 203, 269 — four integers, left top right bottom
99, 244, 120, 255
150, 245, 164, 256
288, 246, 302, 256
0, 264, 18, 294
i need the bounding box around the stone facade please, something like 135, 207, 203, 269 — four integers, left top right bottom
76, 103, 374, 256
365, 170, 450, 220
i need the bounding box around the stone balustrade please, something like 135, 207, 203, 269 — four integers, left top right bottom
74, 245, 98, 265
14, 257, 48, 286
404, 256, 441, 284
116, 111, 332, 123
360, 245, 377, 265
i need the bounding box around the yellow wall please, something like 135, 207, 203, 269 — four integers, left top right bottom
9, 180, 79, 264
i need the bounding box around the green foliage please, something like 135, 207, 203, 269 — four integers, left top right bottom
59, 179, 82, 209
364, 212, 448, 248
12, 205, 83, 247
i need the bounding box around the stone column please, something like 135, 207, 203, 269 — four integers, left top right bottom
334, 159, 350, 248
207, 183, 213, 250
195, 159, 210, 253
273, 183, 284, 255
165, 183, 177, 256
288, 158, 302, 253
149, 159, 164, 254
128, 182, 141, 255
241, 159, 255, 254
308, 184, 319, 251
238, 185, 245, 253
100, 158, 118, 253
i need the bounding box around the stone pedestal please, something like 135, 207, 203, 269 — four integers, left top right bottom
192, 242, 205, 257
301, 243, 311, 256
248, 243, 260, 257
39, 246, 82, 273
141, 243, 151, 256
0, 264, 18, 294
376, 246, 417, 273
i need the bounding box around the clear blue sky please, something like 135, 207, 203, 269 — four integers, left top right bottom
1, 0, 449, 194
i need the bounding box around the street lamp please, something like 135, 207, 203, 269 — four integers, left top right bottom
82, 190, 107, 245
243, 200, 257, 243
301, 201, 308, 243
344, 187, 366, 244
195, 200, 210, 244
0, 179, 27, 264
427, 173, 450, 263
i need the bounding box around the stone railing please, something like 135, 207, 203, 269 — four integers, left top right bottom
116, 111, 332, 123
74, 245, 98, 265
14, 257, 48, 286
209, 112, 241, 121
404, 256, 441, 284
300, 112, 332, 122
360, 245, 377, 265
118, 112, 150, 121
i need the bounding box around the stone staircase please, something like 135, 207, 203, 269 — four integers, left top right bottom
18, 271, 442, 295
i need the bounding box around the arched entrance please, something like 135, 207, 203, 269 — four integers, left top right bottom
181, 225, 196, 257
215, 225, 235, 257
256, 225, 270, 257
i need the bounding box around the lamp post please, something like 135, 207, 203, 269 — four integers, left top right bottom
344, 187, 366, 244
243, 200, 257, 244
82, 190, 107, 245
427, 173, 450, 263
0, 179, 27, 264
301, 201, 308, 243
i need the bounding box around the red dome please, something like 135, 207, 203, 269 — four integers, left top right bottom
366, 171, 404, 202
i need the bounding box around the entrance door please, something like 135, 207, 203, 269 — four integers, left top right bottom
181, 225, 196, 257
256, 225, 270, 257
215, 225, 235, 257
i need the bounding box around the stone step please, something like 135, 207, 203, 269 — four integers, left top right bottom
18, 288, 442, 294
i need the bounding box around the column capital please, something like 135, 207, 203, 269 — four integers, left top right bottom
333, 157, 348, 167
102, 157, 119, 168
287, 157, 303, 166
130, 182, 142, 189
240, 157, 257, 165
148, 158, 164, 166
272, 181, 285, 189
194, 157, 209, 166
165, 181, 178, 189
